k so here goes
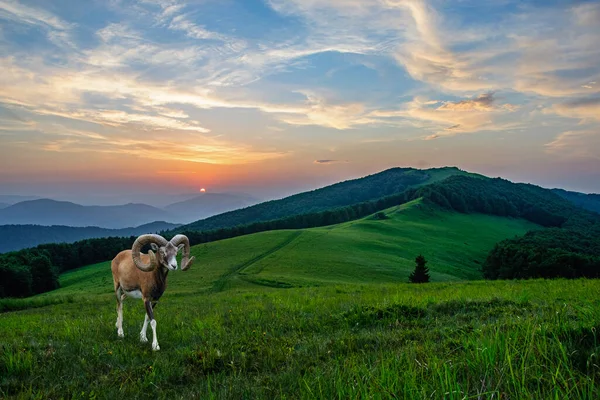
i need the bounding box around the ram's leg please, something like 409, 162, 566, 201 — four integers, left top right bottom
144, 299, 159, 351
115, 288, 124, 338
140, 314, 149, 343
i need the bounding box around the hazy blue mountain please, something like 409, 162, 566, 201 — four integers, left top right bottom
552, 188, 600, 214
164, 193, 259, 223
0, 199, 178, 229
0, 195, 41, 204
0, 221, 181, 253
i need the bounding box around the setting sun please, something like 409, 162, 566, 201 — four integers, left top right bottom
200, 188, 206, 192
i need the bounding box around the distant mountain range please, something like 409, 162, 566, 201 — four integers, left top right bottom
0, 193, 259, 229
0, 192, 259, 252
0, 199, 174, 229
0, 221, 181, 253
0, 195, 41, 204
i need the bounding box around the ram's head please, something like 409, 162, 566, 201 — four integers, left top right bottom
131, 234, 195, 272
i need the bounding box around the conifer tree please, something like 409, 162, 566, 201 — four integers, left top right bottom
409, 254, 430, 283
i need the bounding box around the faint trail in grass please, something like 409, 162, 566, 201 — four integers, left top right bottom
211, 231, 302, 292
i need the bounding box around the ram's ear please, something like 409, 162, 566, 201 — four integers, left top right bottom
177, 243, 185, 252
150, 243, 159, 251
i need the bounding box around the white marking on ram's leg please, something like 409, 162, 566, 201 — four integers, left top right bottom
140, 314, 149, 343
150, 319, 160, 351
116, 301, 124, 338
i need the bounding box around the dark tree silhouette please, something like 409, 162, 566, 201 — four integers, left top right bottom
409, 254, 430, 283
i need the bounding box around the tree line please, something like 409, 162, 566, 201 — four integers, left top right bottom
0, 236, 136, 298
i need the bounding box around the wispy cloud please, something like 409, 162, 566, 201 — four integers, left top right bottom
545, 130, 600, 160
314, 159, 348, 165
0, 0, 71, 30
277, 92, 376, 130
39, 127, 287, 165
546, 97, 600, 122
371, 93, 519, 139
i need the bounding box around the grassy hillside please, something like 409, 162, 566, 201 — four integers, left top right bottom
204, 199, 538, 289
174, 166, 480, 233
23, 199, 538, 302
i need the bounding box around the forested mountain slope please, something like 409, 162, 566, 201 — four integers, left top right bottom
176, 167, 479, 233
552, 188, 600, 214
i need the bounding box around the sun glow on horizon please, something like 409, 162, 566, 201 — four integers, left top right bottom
200, 188, 206, 192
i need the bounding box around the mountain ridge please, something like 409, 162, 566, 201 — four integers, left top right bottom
551, 188, 600, 214
175, 166, 481, 233
0, 221, 181, 253
0, 199, 176, 229
0, 192, 260, 230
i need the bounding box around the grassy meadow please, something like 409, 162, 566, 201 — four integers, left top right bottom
1, 202, 599, 398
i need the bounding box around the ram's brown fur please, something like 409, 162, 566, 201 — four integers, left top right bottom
111, 250, 168, 302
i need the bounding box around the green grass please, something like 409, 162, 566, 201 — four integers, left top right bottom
1, 280, 599, 399
4, 202, 595, 399
196, 199, 539, 290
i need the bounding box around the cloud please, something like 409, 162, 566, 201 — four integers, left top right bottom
277, 92, 376, 130
314, 159, 348, 164
169, 14, 232, 42
0, 115, 262, 165
385, 0, 600, 100
546, 97, 600, 122
389, 0, 505, 93
437, 93, 496, 111
371, 93, 519, 139
43, 137, 286, 164
0, 0, 71, 31
36, 126, 287, 165
545, 130, 600, 160
573, 2, 600, 27
0, 57, 384, 133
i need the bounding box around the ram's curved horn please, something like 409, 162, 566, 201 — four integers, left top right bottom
170, 234, 195, 271
131, 234, 168, 272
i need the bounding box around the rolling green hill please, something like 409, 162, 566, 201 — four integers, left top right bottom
21, 199, 538, 303
173, 166, 481, 233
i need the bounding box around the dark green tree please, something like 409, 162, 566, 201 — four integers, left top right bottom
29, 253, 60, 294
409, 254, 430, 283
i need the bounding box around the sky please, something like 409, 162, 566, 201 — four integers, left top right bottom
0, 0, 599, 205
